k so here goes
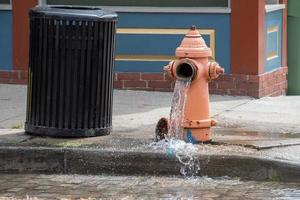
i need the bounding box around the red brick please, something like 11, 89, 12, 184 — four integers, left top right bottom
125, 87, 151, 91
247, 90, 259, 98
248, 75, 260, 83
229, 89, 247, 96
217, 81, 236, 90
164, 72, 174, 81
258, 82, 264, 90
210, 89, 228, 95
263, 79, 273, 88
0, 71, 9, 79
114, 80, 123, 89
262, 73, 269, 82
259, 89, 267, 97
0, 78, 10, 83
9, 79, 27, 84
124, 80, 146, 88
237, 82, 248, 90
275, 75, 283, 83
9, 71, 19, 79
270, 91, 282, 97
20, 70, 28, 80
234, 74, 249, 82
171, 81, 175, 89
259, 74, 266, 82
208, 81, 217, 90
282, 66, 288, 74
218, 74, 234, 81
117, 73, 140, 81
274, 84, 281, 92
141, 73, 164, 80
248, 82, 259, 91
148, 80, 172, 89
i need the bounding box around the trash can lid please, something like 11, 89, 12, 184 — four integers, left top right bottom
30, 6, 118, 21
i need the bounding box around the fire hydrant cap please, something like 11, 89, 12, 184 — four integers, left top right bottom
175, 26, 212, 58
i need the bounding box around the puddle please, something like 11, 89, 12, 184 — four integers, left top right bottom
213, 127, 300, 139
1, 174, 300, 199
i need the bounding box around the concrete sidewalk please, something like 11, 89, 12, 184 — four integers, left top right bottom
1, 83, 300, 149
1, 83, 300, 181
1, 83, 300, 134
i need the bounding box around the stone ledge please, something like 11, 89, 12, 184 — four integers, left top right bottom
1, 146, 300, 182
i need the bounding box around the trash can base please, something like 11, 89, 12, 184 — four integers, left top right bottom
25, 123, 111, 138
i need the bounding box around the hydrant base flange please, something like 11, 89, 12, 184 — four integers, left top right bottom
183, 128, 212, 143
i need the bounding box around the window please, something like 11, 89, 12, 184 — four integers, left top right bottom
0, 0, 11, 10
265, 0, 280, 4
46, 0, 229, 7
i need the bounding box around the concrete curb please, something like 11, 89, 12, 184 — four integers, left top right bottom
1, 146, 300, 182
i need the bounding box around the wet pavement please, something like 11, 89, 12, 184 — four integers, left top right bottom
2, 128, 300, 164
1, 84, 300, 152
1, 85, 300, 193
1, 174, 300, 199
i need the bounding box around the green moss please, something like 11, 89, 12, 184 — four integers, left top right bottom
269, 174, 281, 182
11, 123, 24, 129
54, 141, 87, 148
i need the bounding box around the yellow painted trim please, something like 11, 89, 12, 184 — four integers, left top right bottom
266, 25, 279, 61
267, 25, 279, 34
266, 52, 279, 61
210, 30, 216, 59
117, 28, 214, 35
116, 28, 216, 61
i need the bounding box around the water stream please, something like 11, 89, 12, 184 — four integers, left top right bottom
152, 79, 201, 177
168, 79, 191, 140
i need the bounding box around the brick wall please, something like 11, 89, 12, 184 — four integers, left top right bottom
115, 67, 287, 98
209, 67, 288, 98
114, 72, 174, 92
0, 67, 287, 98
0, 70, 28, 84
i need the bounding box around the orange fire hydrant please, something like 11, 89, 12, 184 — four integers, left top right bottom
156, 26, 224, 143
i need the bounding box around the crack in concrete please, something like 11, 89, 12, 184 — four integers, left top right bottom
0, 114, 25, 123
212, 99, 254, 118
18, 135, 35, 144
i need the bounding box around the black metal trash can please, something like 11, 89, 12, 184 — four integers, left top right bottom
25, 6, 117, 137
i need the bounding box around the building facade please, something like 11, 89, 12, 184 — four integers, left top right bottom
0, 0, 288, 98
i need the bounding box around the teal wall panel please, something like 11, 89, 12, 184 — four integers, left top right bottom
116, 34, 211, 56
115, 61, 168, 72
115, 12, 230, 73
265, 10, 283, 72
0, 10, 12, 70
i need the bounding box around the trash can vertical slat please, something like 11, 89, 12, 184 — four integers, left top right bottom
45, 19, 53, 127
51, 19, 59, 128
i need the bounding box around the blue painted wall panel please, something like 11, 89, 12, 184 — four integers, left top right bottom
117, 12, 228, 29
265, 10, 282, 72
116, 61, 168, 72
0, 10, 12, 70
115, 12, 230, 73
116, 34, 210, 55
